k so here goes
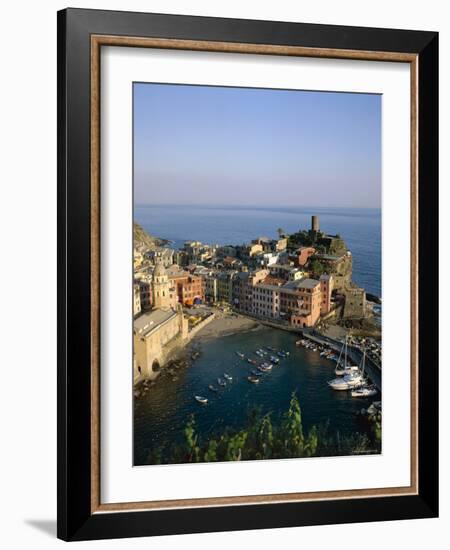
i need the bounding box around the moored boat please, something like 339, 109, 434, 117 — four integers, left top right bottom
194, 395, 208, 404
328, 347, 368, 391
258, 364, 272, 373
208, 384, 218, 392
351, 386, 378, 398
328, 372, 364, 390
223, 373, 233, 381
250, 369, 263, 377
335, 365, 359, 376
247, 375, 260, 384
217, 378, 226, 387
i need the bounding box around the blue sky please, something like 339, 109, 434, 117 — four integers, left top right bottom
134, 83, 381, 208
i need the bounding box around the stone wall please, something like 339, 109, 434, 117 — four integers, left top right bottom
342, 286, 367, 319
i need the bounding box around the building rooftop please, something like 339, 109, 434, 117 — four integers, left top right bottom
166, 265, 187, 278
261, 276, 284, 286
283, 278, 320, 290
223, 256, 240, 264
134, 308, 178, 337
256, 283, 284, 292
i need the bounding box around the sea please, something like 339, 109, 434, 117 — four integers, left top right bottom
133, 205, 382, 466
134, 205, 381, 297
134, 327, 380, 465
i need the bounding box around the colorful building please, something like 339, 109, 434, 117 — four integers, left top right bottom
168, 268, 205, 306
294, 246, 316, 267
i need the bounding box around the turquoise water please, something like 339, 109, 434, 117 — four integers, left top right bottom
134, 327, 378, 465
135, 205, 381, 297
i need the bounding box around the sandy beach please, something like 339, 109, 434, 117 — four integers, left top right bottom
194, 311, 261, 340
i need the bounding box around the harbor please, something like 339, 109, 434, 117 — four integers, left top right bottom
134, 325, 381, 465
300, 330, 381, 390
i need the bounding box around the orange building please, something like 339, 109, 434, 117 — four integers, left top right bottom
295, 247, 316, 267
169, 270, 205, 306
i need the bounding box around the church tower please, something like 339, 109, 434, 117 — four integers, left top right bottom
152, 261, 175, 309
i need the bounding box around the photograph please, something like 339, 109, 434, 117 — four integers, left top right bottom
52, 5, 439, 542
132, 83, 382, 466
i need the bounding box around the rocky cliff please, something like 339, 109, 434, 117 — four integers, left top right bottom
133, 222, 168, 250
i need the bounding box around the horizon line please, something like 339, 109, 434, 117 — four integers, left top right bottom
134, 203, 381, 210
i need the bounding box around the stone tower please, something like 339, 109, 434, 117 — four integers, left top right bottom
309, 215, 320, 242
152, 261, 173, 309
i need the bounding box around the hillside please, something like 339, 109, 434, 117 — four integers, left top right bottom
133, 222, 168, 250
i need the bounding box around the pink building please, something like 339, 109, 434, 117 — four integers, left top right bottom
320, 274, 334, 314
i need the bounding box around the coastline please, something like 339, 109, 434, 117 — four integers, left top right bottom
191, 311, 261, 341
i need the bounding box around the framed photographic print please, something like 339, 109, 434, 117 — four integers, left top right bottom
57, 8, 439, 541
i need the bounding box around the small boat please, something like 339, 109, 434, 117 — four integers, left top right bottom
247, 358, 257, 365
258, 364, 272, 373
194, 395, 208, 404
351, 386, 378, 398
223, 373, 233, 381
328, 373, 364, 390
270, 356, 280, 364
236, 351, 245, 359
251, 369, 263, 377
217, 378, 227, 387
208, 384, 218, 392
248, 375, 260, 384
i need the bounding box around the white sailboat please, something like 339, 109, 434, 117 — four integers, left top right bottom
335, 363, 360, 376
334, 336, 359, 376
328, 347, 366, 391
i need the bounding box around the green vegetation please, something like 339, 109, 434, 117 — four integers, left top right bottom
144, 394, 381, 465
310, 259, 325, 277
287, 230, 314, 248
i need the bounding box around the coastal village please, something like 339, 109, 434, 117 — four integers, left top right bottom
133, 215, 381, 384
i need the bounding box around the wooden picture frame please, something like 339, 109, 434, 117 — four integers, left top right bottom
57, 8, 438, 541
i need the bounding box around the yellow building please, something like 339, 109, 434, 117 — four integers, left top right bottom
134, 249, 144, 270
152, 261, 177, 309
134, 307, 188, 381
